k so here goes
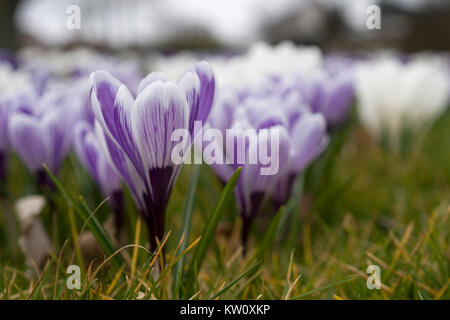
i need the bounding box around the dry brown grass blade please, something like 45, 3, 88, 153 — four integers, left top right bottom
53, 240, 68, 299
130, 218, 142, 278
284, 274, 302, 300
27, 259, 50, 299
366, 251, 437, 296
106, 264, 125, 296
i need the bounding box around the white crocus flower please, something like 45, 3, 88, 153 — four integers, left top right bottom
0, 63, 33, 100
355, 56, 449, 152
211, 41, 322, 89
148, 42, 323, 91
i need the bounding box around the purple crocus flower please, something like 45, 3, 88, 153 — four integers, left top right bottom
90, 61, 215, 251
206, 88, 328, 247
0, 64, 36, 182
293, 70, 354, 130
74, 121, 124, 236
8, 83, 84, 188
272, 113, 328, 208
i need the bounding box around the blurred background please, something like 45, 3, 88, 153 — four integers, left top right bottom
1, 0, 450, 53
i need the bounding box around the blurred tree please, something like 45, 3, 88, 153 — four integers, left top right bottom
0, 0, 20, 50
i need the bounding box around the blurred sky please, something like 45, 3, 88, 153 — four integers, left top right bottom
2, 0, 450, 51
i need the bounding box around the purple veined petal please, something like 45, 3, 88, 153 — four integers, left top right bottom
238, 125, 290, 217
8, 113, 47, 173
74, 121, 101, 181
290, 113, 328, 173
95, 121, 145, 208
75, 121, 121, 197
138, 72, 168, 95
89, 70, 142, 175
178, 71, 200, 134
183, 61, 215, 133
131, 81, 189, 171
96, 155, 122, 197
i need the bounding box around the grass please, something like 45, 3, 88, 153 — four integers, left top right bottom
0, 109, 449, 300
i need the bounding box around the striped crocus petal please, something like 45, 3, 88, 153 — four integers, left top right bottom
95, 121, 145, 209
137, 72, 168, 94
74, 121, 121, 197
89, 70, 143, 175
181, 61, 215, 134
74, 121, 100, 181
131, 80, 189, 202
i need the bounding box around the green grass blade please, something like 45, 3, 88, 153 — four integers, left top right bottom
209, 260, 262, 299
290, 275, 357, 299
186, 167, 242, 296
43, 164, 123, 269
174, 165, 201, 297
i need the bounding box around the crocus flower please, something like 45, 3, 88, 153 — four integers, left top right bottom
0, 63, 35, 181
149, 42, 322, 92
265, 69, 354, 131
299, 70, 354, 130
355, 56, 449, 153
206, 88, 328, 247
8, 81, 84, 187
210, 42, 322, 89
74, 121, 124, 236
90, 61, 215, 251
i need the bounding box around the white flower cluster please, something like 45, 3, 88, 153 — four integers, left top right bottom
355, 55, 450, 150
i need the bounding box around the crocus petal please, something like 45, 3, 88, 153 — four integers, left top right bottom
74, 121, 100, 180
208, 87, 240, 136
131, 81, 189, 201
291, 113, 328, 173
97, 155, 122, 197
95, 121, 145, 206
178, 71, 200, 133
41, 109, 73, 173
138, 72, 168, 94
89, 70, 141, 173
183, 61, 215, 132
8, 114, 47, 172
317, 71, 354, 127
238, 126, 290, 217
